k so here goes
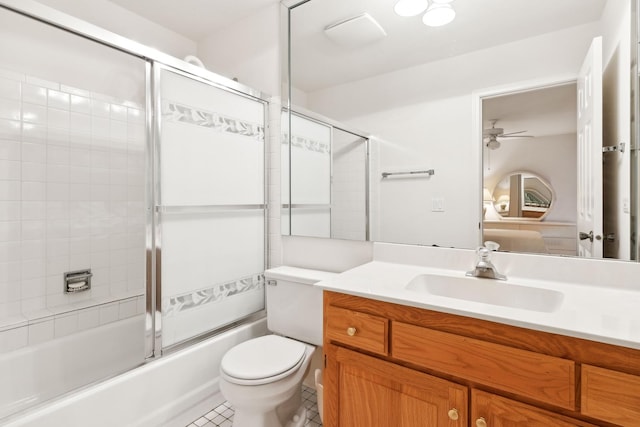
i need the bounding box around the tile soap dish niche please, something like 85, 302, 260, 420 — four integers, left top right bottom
64, 269, 92, 293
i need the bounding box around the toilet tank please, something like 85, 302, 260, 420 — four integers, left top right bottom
264, 266, 337, 346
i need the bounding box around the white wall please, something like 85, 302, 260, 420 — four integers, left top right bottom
303, 23, 598, 249
484, 134, 577, 223
197, 3, 281, 96
601, 0, 631, 259
0, 8, 146, 347
33, 0, 197, 59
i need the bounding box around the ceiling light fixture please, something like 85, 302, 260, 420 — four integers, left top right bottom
394, 0, 429, 17
422, 3, 456, 27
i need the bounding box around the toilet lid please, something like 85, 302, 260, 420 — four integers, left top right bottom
221, 335, 307, 381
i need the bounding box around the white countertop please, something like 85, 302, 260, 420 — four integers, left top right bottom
316, 260, 640, 350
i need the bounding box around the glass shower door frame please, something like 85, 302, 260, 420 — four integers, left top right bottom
150, 63, 269, 356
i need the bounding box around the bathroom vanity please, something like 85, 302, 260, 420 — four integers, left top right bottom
322, 291, 640, 426
316, 246, 640, 427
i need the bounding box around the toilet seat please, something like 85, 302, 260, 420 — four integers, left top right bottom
220, 335, 307, 386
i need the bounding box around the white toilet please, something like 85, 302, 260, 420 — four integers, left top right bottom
219, 266, 336, 427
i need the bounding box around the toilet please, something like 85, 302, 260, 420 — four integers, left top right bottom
219, 266, 336, 427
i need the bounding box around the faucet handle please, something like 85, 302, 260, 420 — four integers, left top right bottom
476, 246, 491, 260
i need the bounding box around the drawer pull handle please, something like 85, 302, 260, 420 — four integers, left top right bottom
447, 408, 459, 421
476, 417, 487, 427
346, 327, 357, 336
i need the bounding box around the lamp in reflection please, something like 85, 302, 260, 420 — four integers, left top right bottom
483, 188, 494, 218
496, 195, 510, 212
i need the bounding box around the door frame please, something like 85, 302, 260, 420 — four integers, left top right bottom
471, 76, 578, 245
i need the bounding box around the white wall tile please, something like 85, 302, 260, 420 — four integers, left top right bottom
48, 90, 70, 110
0, 78, 21, 101
22, 123, 47, 144
0, 241, 20, 263
47, 145, 69, 165
92, 99, 110, 118
22, 103, 47, 125
70, 95, 91, 114
46, 219, 69, 239
99, 302, 119, 324
70, 112, 91, 134
0, 140, 20, 161
0, 159, 20, 180
0, 119, 20, 140
0, 180, 20, 200
118, 298, 137, 319
47, 108, 69, 130
22, 277, 46, 299
0, 99, 21, 121
46, 184, 70, 203
28, 318, 54, 345
21, 258, 45, 280
21, 220, 45, 240
69, 237, 90, 255
22, 162, 46, 182
0, 261, 21, 285
0, 221, 20, 242
77, 306, 99, 331
22, 84, 47, 106
46, 165, 70, 184
69, 253, 91, 271
21, 181, 46, 201
0, 325, 28, 352
22, 295, 46, 313
0, 201, 20, 221
47, 127, 69, 147
21, 143, 46, 163
21, 239, 45, 260
54, 312, 78, 337
0, 280, 20, 304
45, 255, 68, 277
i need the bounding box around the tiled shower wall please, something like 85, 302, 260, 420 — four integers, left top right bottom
0, 67, 146, 350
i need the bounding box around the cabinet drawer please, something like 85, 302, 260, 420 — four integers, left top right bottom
325, 305, 388, 355
472, 390, 595, 426
392, 321, 576, 410
582, 364, 640, 426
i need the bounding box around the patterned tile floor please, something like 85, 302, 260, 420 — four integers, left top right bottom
186, 385, 322, 427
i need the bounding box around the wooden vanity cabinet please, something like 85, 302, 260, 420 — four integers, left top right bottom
323, 291, 640, 427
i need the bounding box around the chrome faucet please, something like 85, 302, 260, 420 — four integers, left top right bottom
466, 246, 507, 280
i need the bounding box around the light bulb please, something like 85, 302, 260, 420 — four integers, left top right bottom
422, 4, 456, 27
394, 0, 429, 17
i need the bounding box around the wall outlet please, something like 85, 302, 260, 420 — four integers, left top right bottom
432, 197, 445, 212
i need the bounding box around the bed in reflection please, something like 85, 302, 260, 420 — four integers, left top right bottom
483, 228, 549, 253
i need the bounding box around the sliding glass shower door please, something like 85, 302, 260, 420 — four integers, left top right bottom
155, 67, 266, 349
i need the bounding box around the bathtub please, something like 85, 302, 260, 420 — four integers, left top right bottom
1, 317, 267, 426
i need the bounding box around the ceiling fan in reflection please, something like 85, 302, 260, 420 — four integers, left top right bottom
483, 119, 533, 150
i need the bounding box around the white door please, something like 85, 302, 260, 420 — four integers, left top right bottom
576, 36, 603, 258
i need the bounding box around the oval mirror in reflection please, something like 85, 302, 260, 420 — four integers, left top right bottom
492, 172, 554, 220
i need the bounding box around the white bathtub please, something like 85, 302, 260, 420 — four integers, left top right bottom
1, 317, 267, 427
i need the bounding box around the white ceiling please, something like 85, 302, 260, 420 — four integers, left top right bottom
108, 0, 280, 41
290, 0, 607, 92
483, 83, 578, 140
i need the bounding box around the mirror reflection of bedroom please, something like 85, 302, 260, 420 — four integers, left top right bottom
482, 83, 579, 256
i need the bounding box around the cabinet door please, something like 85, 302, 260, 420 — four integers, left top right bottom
325, 344, 467, 427
472, 390, 596, 427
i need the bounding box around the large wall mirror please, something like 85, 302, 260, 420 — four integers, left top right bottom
282, 0, 640, 262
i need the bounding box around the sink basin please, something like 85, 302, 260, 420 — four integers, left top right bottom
405, 274, 563, 313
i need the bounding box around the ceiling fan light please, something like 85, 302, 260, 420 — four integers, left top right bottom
487, 139, 501, 150
422, 4, 456, 27
394, 0, 429, 17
